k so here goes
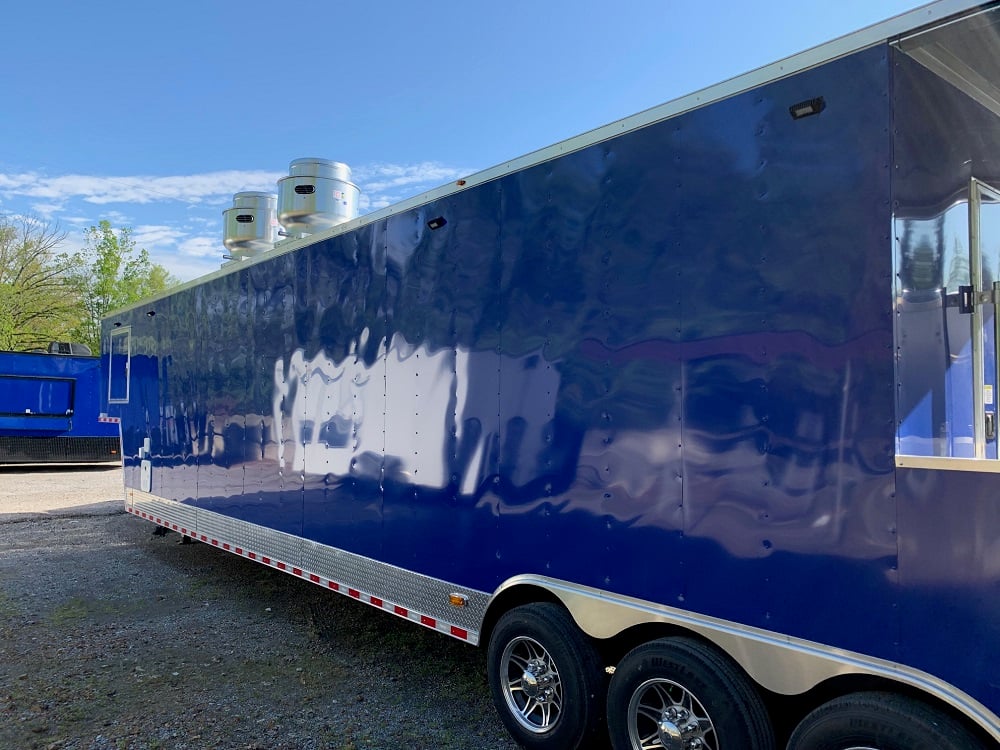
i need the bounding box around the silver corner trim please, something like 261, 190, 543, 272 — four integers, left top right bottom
490, 574, 1000, 741
125, 491, 489, 645
895, 454, 1000, 473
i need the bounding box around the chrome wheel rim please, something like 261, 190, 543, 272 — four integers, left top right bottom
627, 677, 717, 750
499, 635, 563, 734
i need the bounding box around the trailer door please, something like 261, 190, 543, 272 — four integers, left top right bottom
970, 178, 1000, 458
895, 178, 1000, 462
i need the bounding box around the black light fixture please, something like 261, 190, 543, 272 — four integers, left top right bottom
789, 96, 826, 120
427, 216, 447, 230
146, 310, 156, 317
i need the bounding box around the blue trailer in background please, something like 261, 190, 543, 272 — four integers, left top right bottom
0, 345, 119, 464
102, 1, 1000, 747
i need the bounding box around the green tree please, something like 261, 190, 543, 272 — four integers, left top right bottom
64, 221, 178, 353
0, 215, 78, 351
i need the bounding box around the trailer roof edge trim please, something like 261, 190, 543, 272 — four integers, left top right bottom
103, 0, 991, 318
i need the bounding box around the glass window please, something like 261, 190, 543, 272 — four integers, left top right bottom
108, 328, 130, 403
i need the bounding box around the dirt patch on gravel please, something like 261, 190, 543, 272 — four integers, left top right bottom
0, 468, 516, 750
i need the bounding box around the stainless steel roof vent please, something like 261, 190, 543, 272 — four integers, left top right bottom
277, 158, 360, 237
223, 191, 279, 259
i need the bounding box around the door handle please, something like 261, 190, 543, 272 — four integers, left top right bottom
959, 285, 975, 314
986, 411, 996, 441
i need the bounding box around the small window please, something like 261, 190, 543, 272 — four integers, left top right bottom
109, 328, 130, 403
895, 179, 1000, 462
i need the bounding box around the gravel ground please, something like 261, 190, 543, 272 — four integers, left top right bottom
0, 465, 518, 750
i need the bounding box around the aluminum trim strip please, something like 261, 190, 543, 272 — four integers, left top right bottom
901, 42, 1000, 117
895, 454, 1000, 472
492, 574, 1000, 742
105, 0, 991, 316
125, 491, 487, 644
124, 492, 998, 738
971, 178, 989, 458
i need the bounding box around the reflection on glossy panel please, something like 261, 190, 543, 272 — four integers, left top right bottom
111, 44, 897, 624
100, 21, 1000, 727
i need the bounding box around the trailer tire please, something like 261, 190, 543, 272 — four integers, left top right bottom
606, 636, 775, 750
487, 603, 605, 750
787, 691, 984, 750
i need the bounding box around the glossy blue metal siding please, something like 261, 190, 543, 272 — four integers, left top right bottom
0, 351, 118, 439
111, 42, 894, 620
104, 40, 1000, 715
891, 48, 1000, 716
499, 46, 896, 652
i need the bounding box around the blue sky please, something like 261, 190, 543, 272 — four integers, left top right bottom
1, 0, 924, 281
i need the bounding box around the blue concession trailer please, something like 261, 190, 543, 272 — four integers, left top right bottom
103, 2, 1000, 747
0, 346, 119, 464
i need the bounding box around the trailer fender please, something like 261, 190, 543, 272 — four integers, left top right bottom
489, 574, 1000, 743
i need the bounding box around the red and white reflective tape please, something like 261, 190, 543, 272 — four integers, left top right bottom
127, 506, 472, 642
98, 416, 121, 423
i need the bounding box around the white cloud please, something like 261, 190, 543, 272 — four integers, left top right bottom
97, 210, 132, 228
159, 253, 221, 282
0, 162, 470, 211
139, 236, 222, 282
177, 235, 219, 259
0, 170, 284, 206
0, 160, 475, 282
29, 202, 65, 218
132, 224, 187, 247
354, 161, 469, 195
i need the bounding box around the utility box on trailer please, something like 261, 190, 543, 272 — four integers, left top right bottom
103, 2, 1000, 747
